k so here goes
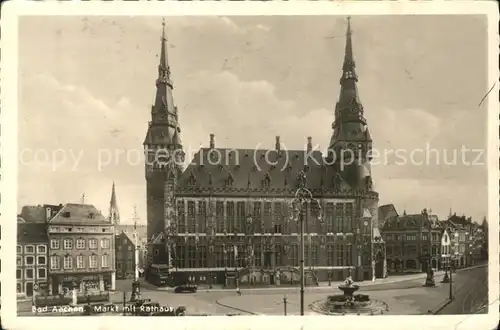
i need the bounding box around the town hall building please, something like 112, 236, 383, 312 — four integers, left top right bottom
145, 18, 386, 287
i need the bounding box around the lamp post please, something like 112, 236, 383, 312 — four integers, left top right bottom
423, 209, 435, 287
449, 252, 459, 300
291, 170, 322, 316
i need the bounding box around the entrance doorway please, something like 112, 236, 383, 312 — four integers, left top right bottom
26, 282, 33, 297
375, 252, 384, 278
263, 252, 272, 268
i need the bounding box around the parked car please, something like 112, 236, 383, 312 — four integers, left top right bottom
174, 284, 197, 293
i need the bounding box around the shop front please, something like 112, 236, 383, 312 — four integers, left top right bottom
50, 272, 115, 295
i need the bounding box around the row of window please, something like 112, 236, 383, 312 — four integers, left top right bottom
16, 245, 47, 254
17, 281, 46, 295
50, 238, 110, 250
384, 233, 473, 242
386, 245, 439, 256
16, 268, 47, 280
116, 261, 135, 270
49, 226, 112, 233
176, 201, 354, 234
168, 244, 354, 268
17, 255, 46, 266
50, 255, 111, 270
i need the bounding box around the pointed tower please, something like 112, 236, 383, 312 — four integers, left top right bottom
327, 17, 373, 190
109, 182, 120, 225
144, 19, 185, 241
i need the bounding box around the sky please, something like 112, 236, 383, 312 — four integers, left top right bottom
18, 15, 489, 224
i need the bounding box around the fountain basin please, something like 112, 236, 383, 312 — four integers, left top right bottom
338, 284, 360, 297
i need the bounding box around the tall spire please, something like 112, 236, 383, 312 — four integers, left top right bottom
144, 18, 183, 150
109, 182, 120, 225
154, 18, 175, 117
337, 16, 362, 115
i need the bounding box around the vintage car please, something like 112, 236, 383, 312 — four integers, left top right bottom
174, 284, 197, 293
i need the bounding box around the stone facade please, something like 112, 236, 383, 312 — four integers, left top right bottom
47, 203, 116, 295
144, 18, 386, 287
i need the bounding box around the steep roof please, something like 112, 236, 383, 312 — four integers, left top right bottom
19, 204, 64, 223
49, 203, 110, 225
176, 147, 378, 198
116, 231, 136, 246
378, 204, 398, 220
447, 214, 473, 227
17, 223, 48, 243
116, 225, 147, 245
19, 206, 46, 223
383, 212, 443, 230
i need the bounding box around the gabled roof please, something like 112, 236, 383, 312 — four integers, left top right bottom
17, 223, 48, 243
116, 231, 136, 246
176, 148, 376, 195
19, 206, 46, 223
149, 232, 165, 245
49, 203, 110, 225
362, 208, 372, 218
377, 204, 398, 220
383, 212, 443, 230
116, 224, 147, 242
372, 227, 384, 243
19, 204, 64, 223
447, 214, 473, 228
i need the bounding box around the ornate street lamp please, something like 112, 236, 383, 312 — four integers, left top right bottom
291, 170, 322, 316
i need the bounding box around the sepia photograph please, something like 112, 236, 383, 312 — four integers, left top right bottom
1, 1, 498, 330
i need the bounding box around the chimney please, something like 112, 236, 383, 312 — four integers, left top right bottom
275, 136, 281, 152
210, 133, 215, 149
45, 207, 51, 221
307, 136, 312, 153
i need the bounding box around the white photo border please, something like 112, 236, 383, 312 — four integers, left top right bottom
1, 1, 498, 330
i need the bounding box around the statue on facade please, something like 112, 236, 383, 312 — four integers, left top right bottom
297, 170, 307, 189
365, 176, 373, 191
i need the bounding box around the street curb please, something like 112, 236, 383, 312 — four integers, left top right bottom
215, 299, 257, 315
427, 264, 487, 314
429, 298, 453, 315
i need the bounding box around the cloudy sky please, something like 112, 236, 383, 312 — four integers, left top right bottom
18, 15, 489, 224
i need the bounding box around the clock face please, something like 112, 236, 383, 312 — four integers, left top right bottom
363, 220, 369, 227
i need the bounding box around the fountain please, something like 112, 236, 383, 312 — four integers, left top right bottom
309, 275, 388, 315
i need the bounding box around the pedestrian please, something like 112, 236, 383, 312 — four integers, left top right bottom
236, 286, 241, 296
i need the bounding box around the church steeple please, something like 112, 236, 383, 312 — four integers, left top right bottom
144, 18, 183, 150
328, 17, 372, 156
109, 182, 120, 225
327, 17, 373, 191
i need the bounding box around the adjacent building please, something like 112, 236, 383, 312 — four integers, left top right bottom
115, 231, 137, 279
16, 222, 49, 298
145, 18, 386, 287
47, 203, 116, 295
444, 213, 486, 268
382, 209, 444, 273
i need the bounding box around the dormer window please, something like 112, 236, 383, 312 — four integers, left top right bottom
88, 213, 94, 219
63, 211, 71, 218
